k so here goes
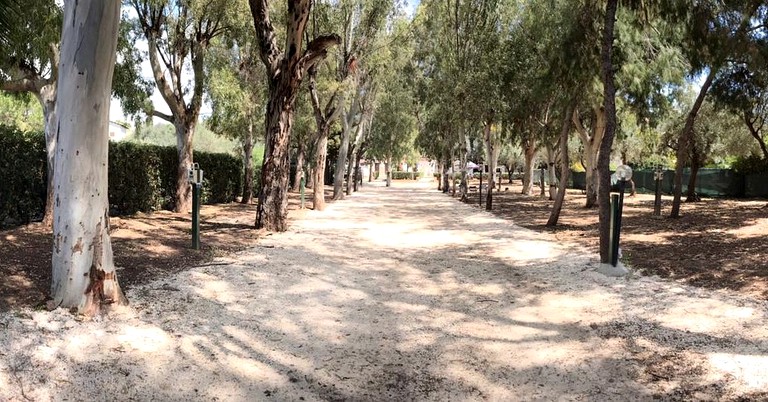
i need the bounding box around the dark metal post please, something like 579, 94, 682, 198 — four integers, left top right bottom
654, 167, 662, 216
610, 180, 627, 266
479, 168, 483, 207
192, 183, 201, 250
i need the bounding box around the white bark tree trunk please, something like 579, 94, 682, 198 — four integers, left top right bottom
37, 88, 57, 227
547, 146, 557, 200
522, 140, 536, 195
51, 0, 126, 315
572, 107, 605, 208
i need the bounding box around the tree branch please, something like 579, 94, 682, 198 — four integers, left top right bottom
1, 78, 36, 93
297, 34, 341, 79
152, 109, 174, 123
248, 0, 282, 76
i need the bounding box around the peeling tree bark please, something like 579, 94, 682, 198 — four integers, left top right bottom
521, 138, 536, 195
51, 0, 126, 315
249, 0, 340, 230
572, 107, 605, 208
547, 102, 574, 227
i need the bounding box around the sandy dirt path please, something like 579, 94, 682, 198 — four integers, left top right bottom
2, 180, 768, 401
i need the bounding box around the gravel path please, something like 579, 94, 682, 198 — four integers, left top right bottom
2, 180, 768, 401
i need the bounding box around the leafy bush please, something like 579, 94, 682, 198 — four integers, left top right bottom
732, 155, 768, 175
392, 171, 421, 180
0, 127, 243, 225
0, 126, 46, 226
108, 142, 164, 214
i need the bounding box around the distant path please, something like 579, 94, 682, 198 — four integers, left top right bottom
2, 179, 768, 400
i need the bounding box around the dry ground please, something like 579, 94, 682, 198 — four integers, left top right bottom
458, 179, 768, 299
1, 179, 768, 401
0, 192, 313, 312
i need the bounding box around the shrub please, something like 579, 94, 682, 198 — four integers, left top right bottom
732, 154, 768, 175
0, 127, 243, 225
392, 171, 421, 180
0, 126, 46, 226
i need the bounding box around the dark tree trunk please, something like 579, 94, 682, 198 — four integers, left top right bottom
686, 156, 701, 202
671, 70, 715, 218
256, 93, 293, 231
241, 120, 254, 204
547, 102, 574, 227
249, 0, 340, 230
745, 113, 768, 160
597, 0, 619, 264
345, 141, 355, 196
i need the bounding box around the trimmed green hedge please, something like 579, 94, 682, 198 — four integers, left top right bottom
0, 126, 47, 225
107, 142, 243, 214
392, 171, 422, 180
0, 127, 243, 226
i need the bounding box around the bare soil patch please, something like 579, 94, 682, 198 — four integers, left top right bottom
458, 179, 768, 299
2, 179, 767, 401
0, 190, 317, 312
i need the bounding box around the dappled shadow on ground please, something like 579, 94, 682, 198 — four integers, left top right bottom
0, 189, 323, 313
460, 180, 768, 299
2, 180, 767, 400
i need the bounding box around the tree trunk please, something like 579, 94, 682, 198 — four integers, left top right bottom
597, 0, 618, 264
368, 160, 373, 182
249, 0, 339, 229
547, 146, 557, 201
547, 103, 574, 227
686, 154, 701, 202
385, 159, 391, 187
38, 90, 57, 228
482, 119, 498, 211
333, 94, 355, 200
345, 142, 355, 196
51, 0, 126, 315
353, 142, 366, 192
573, 107, 604, 208
522, 140, 536, 195
174, 119, 196, 213
437, 161, 444, 191
745, 113, 768, 159
256, 92, 293, 231
671, 70, 715, 218
292, 143, 306, 192
241, 120, 254, 204
312, 128, 329, 211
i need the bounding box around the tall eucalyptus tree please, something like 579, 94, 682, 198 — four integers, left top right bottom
249, 0, 340, 231
129, 0, 229, 213
51, 0, 127, 314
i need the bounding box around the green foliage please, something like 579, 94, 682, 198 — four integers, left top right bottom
0, 128, 243, 225
732, 155, 768, 175
0, 126, 46, 226
0, 93, 43, 132
109, 143, 242, 212
128, 123, 240, 155
108, 142, 166, 214
391, 171, 422, 180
